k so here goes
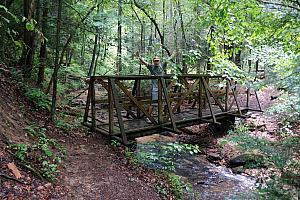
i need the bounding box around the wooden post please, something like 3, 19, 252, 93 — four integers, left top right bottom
254, 90, 262, 111
158, 77, 163, 123
202, 78, 225, 112
201, 77, 217, 123
91, 78, 96, 131
137, 79, 141, 118
225, 79, 229, 111
160, 77, 177, 131
198, 77, 202, 117
246, 88, 250, 108
108, 79, 114, 136
229, 81, 242, 116
83, 79, 92, 123
109, 78, 128, 144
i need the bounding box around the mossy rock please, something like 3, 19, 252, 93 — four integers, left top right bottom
228, 153, 266, 168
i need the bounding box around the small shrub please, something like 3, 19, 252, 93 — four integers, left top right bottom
9, 124, 65, 181
136, 142, 200, 172
9, 143, 28, 161
166, 173, 193, 200
25, 88, 51, 110
55, 119, 73, 132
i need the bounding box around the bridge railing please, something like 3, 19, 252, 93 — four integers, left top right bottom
83, 74, 262, 144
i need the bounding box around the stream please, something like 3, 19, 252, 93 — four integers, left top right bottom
135, 133, 258, 200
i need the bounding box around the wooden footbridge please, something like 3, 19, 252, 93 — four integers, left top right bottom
83, 74, 262, 144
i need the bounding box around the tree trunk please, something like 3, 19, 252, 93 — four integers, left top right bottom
162, 0, 166, 57
134, 0, 171, 56
37, 0, 48, 87
50, 0, 62, 121
116, 0, 122, 74
177, 0, 187, 73
66, 49, 73, 67
80, 33, 86, 66
21, 0, 36, 79
207, 26, 214, 72
46, 3, 97, 94
5, 0, 14, 8
93, 38, 102, 76
88, 31, 99, 77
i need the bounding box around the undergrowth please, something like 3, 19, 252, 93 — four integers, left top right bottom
220, 113, 300, 199
8, 123, 65, 182
25, 87, 51, 111
123, 142, 200, 199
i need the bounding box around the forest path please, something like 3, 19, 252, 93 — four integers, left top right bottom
57, 133, 162, 200
0, 76, 164, 200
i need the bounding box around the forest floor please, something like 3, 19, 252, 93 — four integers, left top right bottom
0, 74, 172, 199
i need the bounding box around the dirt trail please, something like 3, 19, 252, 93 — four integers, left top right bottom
57, 134, 162, 200
0, 76, 164, 200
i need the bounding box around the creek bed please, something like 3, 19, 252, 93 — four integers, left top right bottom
135, 134, 257, 199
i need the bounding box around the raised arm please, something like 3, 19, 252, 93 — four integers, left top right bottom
136, 51, 149, 66
166, 48, 179, 62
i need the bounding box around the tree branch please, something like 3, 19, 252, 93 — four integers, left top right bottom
258, 0, 300, 12
46, 3, 98, 94
133, 0, 171, 56
0, 173, 28, 185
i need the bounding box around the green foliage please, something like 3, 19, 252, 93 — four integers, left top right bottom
9, 124, 65, 181
124, 147, 138, 164
9, 143, 28, 161
156, 181, 168, 196
110, 139, 122, 147
165, 173, 192, 200
267, 93, 300, 127
55, 118, 74, 132
0, 5, 19, 25
223, 120, 300, 198
258, 176, 300, 200
136, 142, 200, 171
25, 88, 51, 111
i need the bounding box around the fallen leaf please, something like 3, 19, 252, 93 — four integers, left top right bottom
7, 162, 22, 179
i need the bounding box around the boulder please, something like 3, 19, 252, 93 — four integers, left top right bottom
206, 152, 222, 162
228, 153, 266, 168
231, 166, 244, 174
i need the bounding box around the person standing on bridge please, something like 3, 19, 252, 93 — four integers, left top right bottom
136, 50, 178, 122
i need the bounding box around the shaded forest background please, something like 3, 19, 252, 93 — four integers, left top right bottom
0, 0, 299, 120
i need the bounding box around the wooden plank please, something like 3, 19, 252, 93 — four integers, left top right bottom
122, 104, 137, 119
200, 118, 221, 125
172, 79, 200, 113
201, 77, 217, 123
228, 83, 237, 110
115, 79, 157, 124
229, 81, 242, 116
198, 79, 203, 118
225, 80, 229, 111
160, 77, 178, 132
254, 90, 262, 111
97, 78, 109, 91
92, 74, 224, 80
202, 78, 225, 112
109, 78, 128, 144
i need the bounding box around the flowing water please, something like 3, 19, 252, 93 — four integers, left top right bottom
135, 134, 258, 200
